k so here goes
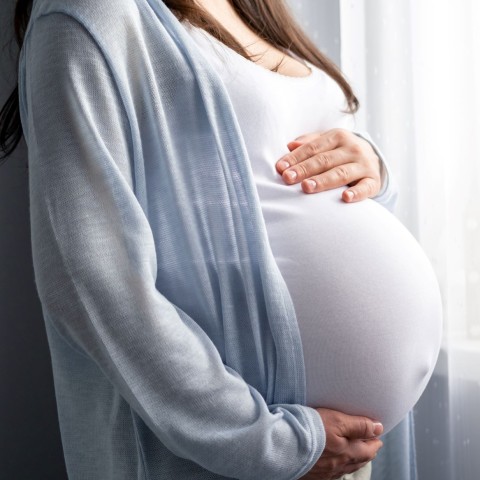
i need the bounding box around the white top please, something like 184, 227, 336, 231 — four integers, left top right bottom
182, 22, 443, 435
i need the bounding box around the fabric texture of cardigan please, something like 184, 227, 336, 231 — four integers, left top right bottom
19, 0, 404, 479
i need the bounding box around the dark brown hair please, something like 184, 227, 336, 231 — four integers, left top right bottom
0, 0, 359, 162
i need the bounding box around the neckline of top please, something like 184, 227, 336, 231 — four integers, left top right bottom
184, 23, 318, 81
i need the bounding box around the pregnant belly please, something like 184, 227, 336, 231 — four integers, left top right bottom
262, 185, 443, 435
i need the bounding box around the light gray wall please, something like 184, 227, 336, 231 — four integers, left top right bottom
286, 0, 341, 65
0, 2, 341, 478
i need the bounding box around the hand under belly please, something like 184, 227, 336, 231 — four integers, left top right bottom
261, 185, 443, 435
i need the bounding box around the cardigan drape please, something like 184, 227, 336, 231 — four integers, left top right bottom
19, 1, 399, 479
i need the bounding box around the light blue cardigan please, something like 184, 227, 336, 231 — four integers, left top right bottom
19, 1, 406, 479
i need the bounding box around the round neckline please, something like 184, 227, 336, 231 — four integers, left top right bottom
187, 23, 317, 81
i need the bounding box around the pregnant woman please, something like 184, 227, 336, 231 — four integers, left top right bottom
1, 0, 443, 479
183, 0, 443, 439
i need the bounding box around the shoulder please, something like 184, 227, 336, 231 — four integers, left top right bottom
19, 0, 139, 133
21, 0, 154, 91
30, 0, 138, 22
26, 0, 142, 52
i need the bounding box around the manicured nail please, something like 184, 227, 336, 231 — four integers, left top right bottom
278, 160, 290, 170
373, 422, 384, 436
345, 190, 354, 200
305, 179, 316, 190
285, 170, 297, 181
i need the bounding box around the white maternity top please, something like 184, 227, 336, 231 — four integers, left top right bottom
182, 22, 443, 435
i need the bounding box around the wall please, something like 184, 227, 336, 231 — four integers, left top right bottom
286, 0, 341, 64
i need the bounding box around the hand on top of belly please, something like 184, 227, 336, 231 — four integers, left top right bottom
275, 128, 382, 203
300, 407, 383, 480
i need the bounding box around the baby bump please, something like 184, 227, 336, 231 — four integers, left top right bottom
261, 186, 443, 435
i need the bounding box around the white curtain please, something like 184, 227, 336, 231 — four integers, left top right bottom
340, 1, 480, 479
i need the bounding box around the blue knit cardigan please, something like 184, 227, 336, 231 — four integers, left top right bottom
19, 1, 405, 479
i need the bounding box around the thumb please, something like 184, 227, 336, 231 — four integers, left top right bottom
343, 416, 384, 440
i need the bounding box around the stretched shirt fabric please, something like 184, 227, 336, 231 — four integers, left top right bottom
181, 22, 443, 440
19, 1, 399, 479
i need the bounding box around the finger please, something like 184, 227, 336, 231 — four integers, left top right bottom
276, 130, 342, 173
342, 177, 380, 202
291, 127, 350, 145
286, 132, 330, 153
340, 416, 384, 440
347, 438, 383, 462
286, 139, 311, 151
341, 460, 372, 476
300, 163, 363, 194
320, 442, 379, 479
281, 148, 348, 185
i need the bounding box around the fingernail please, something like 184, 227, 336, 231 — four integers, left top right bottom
373, 422, 384, 436
305, 179, 316, 191
285, 170, 297, 181
278, 160, 290, 170
345, 190, 354, 200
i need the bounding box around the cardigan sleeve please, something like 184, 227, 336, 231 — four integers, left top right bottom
20, 12, 324, 480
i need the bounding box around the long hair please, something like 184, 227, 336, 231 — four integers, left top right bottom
0, 0, 359, 163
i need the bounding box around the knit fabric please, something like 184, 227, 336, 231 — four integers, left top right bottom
19, 0, 399, 479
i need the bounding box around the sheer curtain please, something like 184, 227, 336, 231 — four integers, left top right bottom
340, 1, 480, 479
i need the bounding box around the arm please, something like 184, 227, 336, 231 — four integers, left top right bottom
20, 13, 324, 480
